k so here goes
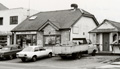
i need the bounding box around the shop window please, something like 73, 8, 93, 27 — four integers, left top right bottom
44, 35, 60, 45
10, 16, 18, 25
0, 17, 3, 25
16, 34, 37, 47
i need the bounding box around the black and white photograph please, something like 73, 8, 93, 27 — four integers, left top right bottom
0, 0, 120, 69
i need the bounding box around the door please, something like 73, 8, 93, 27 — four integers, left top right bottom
103, 33, 109, 51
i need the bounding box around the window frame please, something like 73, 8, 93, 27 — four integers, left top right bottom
10, 16, 18, 25
44, 35, 61, 46
0, 17, 3, 25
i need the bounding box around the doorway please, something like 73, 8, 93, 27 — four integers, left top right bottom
103, 33, 109, 51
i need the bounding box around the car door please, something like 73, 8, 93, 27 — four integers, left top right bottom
34, 47, 41, 57
39, 48, 47, 56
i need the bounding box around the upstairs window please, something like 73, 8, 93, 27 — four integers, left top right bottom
0, 17, 3, 25
10, 16, 18, 25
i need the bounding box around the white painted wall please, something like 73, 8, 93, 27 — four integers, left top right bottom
0, 8, 38, 31
71, 16, 97, 41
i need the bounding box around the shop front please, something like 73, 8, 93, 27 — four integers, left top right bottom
0, 31, 12, 46
14, 31, 37, 48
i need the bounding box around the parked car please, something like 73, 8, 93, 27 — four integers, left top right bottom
0, 45, 22, 59
16, 46, 52, 62
0, 45, 3, 49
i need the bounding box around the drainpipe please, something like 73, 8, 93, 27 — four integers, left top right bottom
117, 32, 119, 45
13, 32, 16, 45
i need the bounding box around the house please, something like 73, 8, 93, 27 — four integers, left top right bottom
11, 5, 99, 48
89, 19, 120, 54
0, 5, 38, 46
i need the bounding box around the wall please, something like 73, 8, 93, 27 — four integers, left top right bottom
61, 30, 70, 44
0, 8, 38, 31
43, 24, 60, 35
37, 31, 43, 47
71, 16, 97, 41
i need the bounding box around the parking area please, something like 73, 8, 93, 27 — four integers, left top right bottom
0, 55, 120, 69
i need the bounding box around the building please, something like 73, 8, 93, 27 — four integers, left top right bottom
89, 19, 120, 54
0, 3, 8, 10
0, 5, 38, 46
11, 5, 99, 48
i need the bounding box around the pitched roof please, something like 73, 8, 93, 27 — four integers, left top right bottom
12, 8, 99, 32
90, 19, 120, 33
0, 3, 8, 10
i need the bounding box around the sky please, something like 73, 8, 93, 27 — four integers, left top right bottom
0, 0, 120, 23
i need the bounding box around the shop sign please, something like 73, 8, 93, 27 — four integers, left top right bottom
16, 32, 37, 34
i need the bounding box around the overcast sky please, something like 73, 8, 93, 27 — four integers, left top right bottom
0, 0, 120, 23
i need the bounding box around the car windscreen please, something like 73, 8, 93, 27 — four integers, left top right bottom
1, 47, 10, 51
22, 47, 33, 52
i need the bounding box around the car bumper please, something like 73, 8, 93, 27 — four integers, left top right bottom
17, 55, 32, 60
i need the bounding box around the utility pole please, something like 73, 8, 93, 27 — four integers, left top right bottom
27, 0, 30, 17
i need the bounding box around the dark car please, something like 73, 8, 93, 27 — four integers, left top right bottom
0, 45, 3, 49
0, 45, 22, 59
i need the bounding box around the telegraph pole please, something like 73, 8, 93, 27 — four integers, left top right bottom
27, 0, 30, 17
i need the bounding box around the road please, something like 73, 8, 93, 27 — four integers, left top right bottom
0, 55, 120, 69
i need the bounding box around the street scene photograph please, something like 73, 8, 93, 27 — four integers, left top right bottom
0, 0, 120, 69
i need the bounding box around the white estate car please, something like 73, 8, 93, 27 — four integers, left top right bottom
16, 46, 52, 62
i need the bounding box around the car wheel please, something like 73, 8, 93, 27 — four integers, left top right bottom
32, 56, 37, 62
77, 53, 82, 59
91, 50, 96, 56
21, 58, 27, 62
9, 55, 13, 60
48, 53, 52, 58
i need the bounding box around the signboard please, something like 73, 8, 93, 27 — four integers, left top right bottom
16, 32, 37, 34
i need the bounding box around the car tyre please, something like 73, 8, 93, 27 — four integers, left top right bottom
77, 53, 82, 59
32, 56, 37, 62
91, 50, 96, 56
21, 58, 27, 62
48, 53, 52, 58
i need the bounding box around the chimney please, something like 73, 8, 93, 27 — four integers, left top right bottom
71, 3, 78, 10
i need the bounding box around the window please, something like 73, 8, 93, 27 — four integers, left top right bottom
10, 16, 18, 24
73, 26, 79, 34
44, 35, 61, 45
16, 34, 37, 46
0, 17, 3, 25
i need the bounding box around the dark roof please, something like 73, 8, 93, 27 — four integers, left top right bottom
12, 8, 99, 32
0, 3, 8, 10
90, 19, 120, 33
